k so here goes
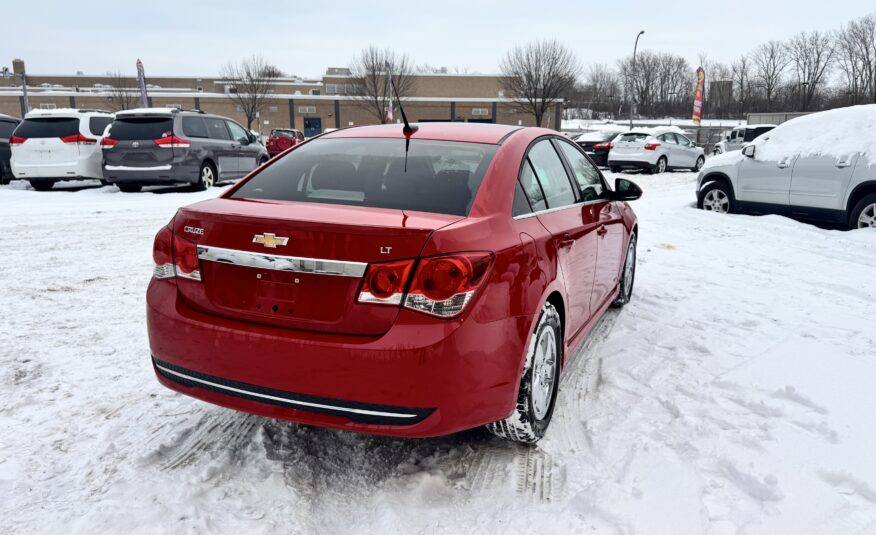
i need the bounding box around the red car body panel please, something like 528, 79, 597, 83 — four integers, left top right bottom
147, 123, 638, 438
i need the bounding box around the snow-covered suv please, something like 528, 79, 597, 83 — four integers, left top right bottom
696, 105, 876, 230
609, 128, 705, 174
10, 108, 114, 190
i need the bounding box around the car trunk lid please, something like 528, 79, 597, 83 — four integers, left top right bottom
11, 117, 81, 166
104, 117, 176, 167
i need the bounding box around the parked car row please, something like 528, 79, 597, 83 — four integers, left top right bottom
572, 127, 705, 174
4, 107, 269, 191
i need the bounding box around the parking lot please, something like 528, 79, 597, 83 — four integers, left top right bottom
3, 173, 875, 535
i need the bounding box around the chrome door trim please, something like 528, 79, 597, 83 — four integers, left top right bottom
197, 245, 367, 277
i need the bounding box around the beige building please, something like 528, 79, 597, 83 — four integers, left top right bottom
0, 65, 563, 136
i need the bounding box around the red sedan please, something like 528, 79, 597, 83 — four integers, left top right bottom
147, 123, 641, 443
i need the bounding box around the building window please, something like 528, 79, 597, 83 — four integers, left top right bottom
235, 105, 243, 112
39, 103, 57, 110
472, 108, 489, 116
310, 89, 320, 96
298, 105, 317, 114
225, 85, 237, 94
326, 84, 338, 94
269, 105, 279, 112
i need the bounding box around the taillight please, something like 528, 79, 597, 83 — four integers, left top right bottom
9, 135, 26, 145
593, 143, 613, 150
172, 234, 201, 281
405, 252, 493, 318
644, 143, 660, 151
357, 259, 415, 305
153, 134, 191, 148
100, 137, 119, 148
60, 133, 97, 145
152, 225, 201, 281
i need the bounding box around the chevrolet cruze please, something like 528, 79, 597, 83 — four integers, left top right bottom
147, 122, 641, 443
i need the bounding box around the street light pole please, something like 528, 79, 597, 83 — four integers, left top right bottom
630, 30, 645, 130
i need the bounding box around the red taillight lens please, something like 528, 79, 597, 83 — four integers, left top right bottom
154, 134, 191, 148
405, 252, 493, 318
644, 143, 660, 151
60, 133, 97, 145
593, 143, 613, 150
9, 135, 26, 145
153, 226, 174, 279
172, 234, 201, 281
100, 137, 119, 148
357, 259, 415, 305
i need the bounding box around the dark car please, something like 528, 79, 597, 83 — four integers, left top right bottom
101, 108, 269, 192
0, 113, 21, 184
573, 130, 620, 167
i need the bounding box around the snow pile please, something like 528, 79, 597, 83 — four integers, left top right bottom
702, 150, 745, 170
757, 104, 876, 165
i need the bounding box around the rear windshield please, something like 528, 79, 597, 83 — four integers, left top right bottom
617, 133, 649, 143
108, 117, 174, 140
89, 116, 113, 136
576, 131, 616, 142
14, 118, 79, 138
271, 130, 297, 139
0, 120, 17, 138
231, 138, 499, 216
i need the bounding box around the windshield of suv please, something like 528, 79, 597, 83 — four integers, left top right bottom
14, 118, 79, 138
231, 138, 498, 216
108, 117, 174, 140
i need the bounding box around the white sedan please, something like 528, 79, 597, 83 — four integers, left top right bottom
609, 128, 705, 174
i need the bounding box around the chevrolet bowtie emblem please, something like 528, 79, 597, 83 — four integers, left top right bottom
252, 233, 289, 248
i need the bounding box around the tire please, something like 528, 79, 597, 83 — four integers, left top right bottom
849, 193, 876, 230
118, 184, 142, 193
609, 166, 621, 173
713, 146, 723, 155
486, 302, 562, 444
29, 180, 54, 191
100, 180, 110, 186
697, 181, 735, 214
612, 232, 637, 308
197, 161, 216, 191
693, 156, 705, 172
258, 156, 269, 167
653, 156, 668, 174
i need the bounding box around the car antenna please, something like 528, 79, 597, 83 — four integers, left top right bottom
389, 75, 417, 172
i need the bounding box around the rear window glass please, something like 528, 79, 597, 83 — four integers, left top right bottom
231, 138, 498, 216
182, 117, 208, 138
575, 131, 616, 142
89, 116, 113, 136
0, 120, 17, 138
14, 118, 79, 138
618, 133, 649, 143
109, 118, 173, 140
271, 129, 297, 139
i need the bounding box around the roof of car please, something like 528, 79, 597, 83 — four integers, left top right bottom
321, 122, 524, 145
115, 107, 207, 118
0, 113, 20, 122
23, 108, 113, 118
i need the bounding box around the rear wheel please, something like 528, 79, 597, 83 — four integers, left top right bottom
486, 302, 562, 444
698, 181, 735, 214
612, 233, 637, 308
693, 156, 705, 171
29, 180, 54, 191
609, 165, 621, 173
197, 161, 216, 191
849, 193, 876, 230
653, 156, 668, 174
118, 184, 142, 193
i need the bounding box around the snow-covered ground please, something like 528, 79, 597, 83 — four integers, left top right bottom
2, 174, 876, 535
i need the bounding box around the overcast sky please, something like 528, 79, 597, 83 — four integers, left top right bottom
5, 1, 875, 78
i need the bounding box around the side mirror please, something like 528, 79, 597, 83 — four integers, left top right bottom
612, 178, 642, 201
742, 145, 756, 158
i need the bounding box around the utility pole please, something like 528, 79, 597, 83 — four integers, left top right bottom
2, 59, 30, 115
630, 30, 645, 130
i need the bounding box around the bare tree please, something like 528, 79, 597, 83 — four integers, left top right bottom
349, 46, 416, 124
836, 14, 876, 104
106, 71, 139, 112
500, 40, 580, 127
751, 41, 790, 111
219, 54, 274, 130
261, 64, 285, 78
786, 31, 835, 111
732, 56, 753, 115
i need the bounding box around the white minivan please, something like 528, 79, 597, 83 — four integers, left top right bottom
10, 109, 114, 190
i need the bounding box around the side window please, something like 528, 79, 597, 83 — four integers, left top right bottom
660, 133, 678, 144
89, 116, 113, 136
676, 134, 691, 146
182, 117, 208, 138
556, 141, 605, 201
512, 179, 533, 217
0, 120, 16, 139
518, 160, 547, 212
226, 121, 250, 144
527, 139, 576, 209
204, 118, 231, 140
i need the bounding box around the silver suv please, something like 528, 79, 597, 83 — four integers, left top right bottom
712, 124, 775, 155
101, 108, 269, 192
696, 106, 876, 230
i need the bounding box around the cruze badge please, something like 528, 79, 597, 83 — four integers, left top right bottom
184, 226, 204, 236
253, 233, 289, 248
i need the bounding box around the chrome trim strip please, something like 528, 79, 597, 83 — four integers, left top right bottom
197, 245, 367, 277
154, 364, 418, 419
105, 164, 172, 171
513, 199, 608, 220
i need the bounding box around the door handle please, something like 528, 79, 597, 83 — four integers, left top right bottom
777, 157, 793, 169
597, 225, 608, 237
836, 161, 852, 168
558, 234, 575, 249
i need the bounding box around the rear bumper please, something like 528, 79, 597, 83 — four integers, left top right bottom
103, 164, 194, 185
11, 159, 102, 180
146, 279, 531, 437
608, 158, 657, 170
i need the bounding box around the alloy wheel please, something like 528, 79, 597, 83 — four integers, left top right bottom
531, 326, 557, 420
656, 158, 667, 173
201, 166, 215, 188
703, 189, 730, 213
622, 236, 636, 300
695, 157, 704, 171
858, 203, 876, 228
